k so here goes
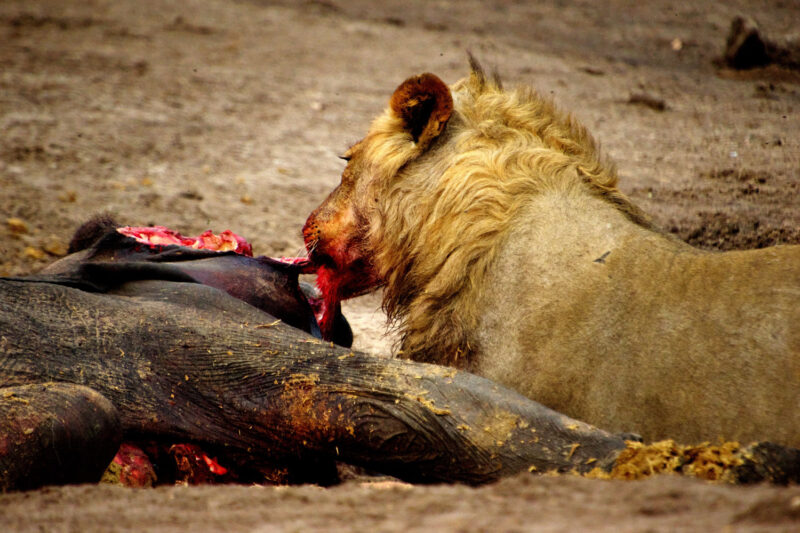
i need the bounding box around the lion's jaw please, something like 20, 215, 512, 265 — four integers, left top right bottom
302, 193, 382, 338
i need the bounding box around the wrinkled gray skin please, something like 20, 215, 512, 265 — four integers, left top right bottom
0, 272, 629, 489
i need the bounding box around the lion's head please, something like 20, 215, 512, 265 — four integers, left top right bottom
303, 58, 648, 365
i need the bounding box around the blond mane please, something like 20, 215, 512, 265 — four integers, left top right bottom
364, 64, 653, 366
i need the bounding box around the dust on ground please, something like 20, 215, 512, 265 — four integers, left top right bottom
1, 0, 798, 531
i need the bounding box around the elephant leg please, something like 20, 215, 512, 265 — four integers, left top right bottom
0, 382, 121, 492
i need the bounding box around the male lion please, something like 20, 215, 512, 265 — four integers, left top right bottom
303, 60, 800, 446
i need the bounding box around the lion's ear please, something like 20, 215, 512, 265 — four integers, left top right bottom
389, 73, 453, 149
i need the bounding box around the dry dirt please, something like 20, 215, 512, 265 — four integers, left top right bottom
1, 0, 799, 531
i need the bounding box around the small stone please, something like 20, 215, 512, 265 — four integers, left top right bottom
43, 240, 68, 257
22, 247, 46, 260
7, 217, 28, 234
58, 191, 77, 203
724, 16, 769, 69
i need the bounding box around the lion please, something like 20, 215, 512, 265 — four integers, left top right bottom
302, 59, 800, 446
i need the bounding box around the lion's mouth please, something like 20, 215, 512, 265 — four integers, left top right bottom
305, 236, 378, 290
302, 249, 382, 338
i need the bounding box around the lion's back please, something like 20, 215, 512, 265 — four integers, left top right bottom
471, 197, 800, 446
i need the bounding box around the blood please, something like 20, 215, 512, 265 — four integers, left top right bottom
313, 265, 344, 341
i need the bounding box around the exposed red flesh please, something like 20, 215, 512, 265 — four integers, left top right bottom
118, 226, 253, 257
106, 442, 158, 488
277, 256, 317, 273
106, 441, 233, 487
169, 443, 229, 483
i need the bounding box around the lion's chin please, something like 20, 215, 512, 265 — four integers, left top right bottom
307, 256, 381, 340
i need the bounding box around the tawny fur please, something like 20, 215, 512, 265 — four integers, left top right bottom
304, 63, 800, 446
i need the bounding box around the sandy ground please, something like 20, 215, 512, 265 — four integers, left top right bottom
1, 0, 799, 531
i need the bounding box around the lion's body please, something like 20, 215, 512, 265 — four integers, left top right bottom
304, 63, 800, 446
475, 191, 800, 445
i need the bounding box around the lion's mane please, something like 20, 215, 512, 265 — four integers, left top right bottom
365, 62, 653, 366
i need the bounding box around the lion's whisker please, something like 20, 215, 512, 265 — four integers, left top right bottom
292, 243, 311, 259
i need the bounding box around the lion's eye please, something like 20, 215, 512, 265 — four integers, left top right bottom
339, 155, 351, 162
